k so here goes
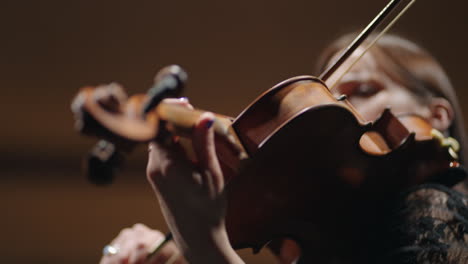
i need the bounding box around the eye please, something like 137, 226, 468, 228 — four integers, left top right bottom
335, 81, 382, 98
354, 82, 381, 97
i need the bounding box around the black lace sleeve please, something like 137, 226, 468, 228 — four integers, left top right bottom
383, 184, 468, 263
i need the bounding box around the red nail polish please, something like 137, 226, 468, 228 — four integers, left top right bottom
205, 119, 214, 129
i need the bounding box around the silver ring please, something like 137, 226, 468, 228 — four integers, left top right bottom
103, 245, 119, 256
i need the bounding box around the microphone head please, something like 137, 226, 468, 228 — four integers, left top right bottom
143, 65, 188, 114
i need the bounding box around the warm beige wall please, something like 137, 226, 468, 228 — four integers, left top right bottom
1, 0, 468, 262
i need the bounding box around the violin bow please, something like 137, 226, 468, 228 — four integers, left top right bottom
319, 0, 416, 90
146, 0, 417, 260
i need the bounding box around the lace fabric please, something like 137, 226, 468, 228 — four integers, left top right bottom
384, 184, 468, 263
295, 168, 468, 264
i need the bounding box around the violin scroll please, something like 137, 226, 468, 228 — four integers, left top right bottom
72, 65, 188, 185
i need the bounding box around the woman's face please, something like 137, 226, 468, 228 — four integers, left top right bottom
332, 49, 431, 123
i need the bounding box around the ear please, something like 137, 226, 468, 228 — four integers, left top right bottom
427, 97, 454, 132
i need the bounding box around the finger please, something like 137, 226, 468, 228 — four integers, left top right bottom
128, 244, 148, 264
123, 224, 161, 264
146, 97, 195, 186
125, 225, 167, 264
148, 241, 182, 264
147, 141, 170, 183
116, 234, 139, 263
99, 228, 129, 264
94, 83, 126, 112
165, 251, 182, 264
147, 141, 187, 184
132, 224, 166, 248
107, 227, 137, 264
111, 227, 133, 248
132, 223, 150, 232
161, 97, 193, 109
171, 255, 188, 264
100, 249, 128, 264
147, 140, 201, 207
192, 112, 224, 193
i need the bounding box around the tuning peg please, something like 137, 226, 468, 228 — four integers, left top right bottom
85, 140, 123, 185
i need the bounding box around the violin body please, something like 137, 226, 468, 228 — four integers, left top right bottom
225, 76, 458, 250
72, 70, 460, 252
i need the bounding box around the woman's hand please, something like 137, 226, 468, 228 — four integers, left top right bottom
99, 223, 186, 264
146, 100, 243, 264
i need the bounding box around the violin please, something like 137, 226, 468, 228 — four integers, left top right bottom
71, 0, 462, 253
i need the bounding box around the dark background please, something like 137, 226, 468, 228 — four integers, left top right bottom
1, 0, 467, 263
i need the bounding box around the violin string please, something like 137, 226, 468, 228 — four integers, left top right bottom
319, 0, 416, 90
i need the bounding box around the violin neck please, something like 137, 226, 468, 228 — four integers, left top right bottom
155, 102, 248, 160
